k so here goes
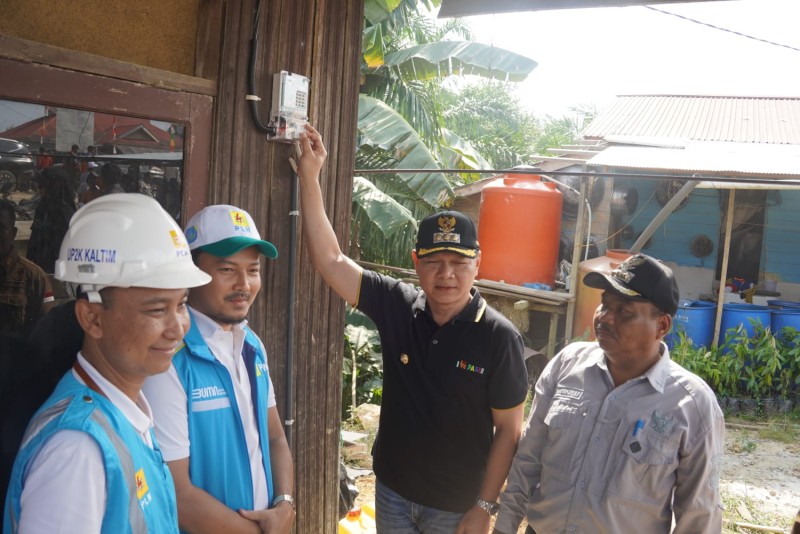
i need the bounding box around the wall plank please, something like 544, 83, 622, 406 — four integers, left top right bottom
207, 1, 363, 530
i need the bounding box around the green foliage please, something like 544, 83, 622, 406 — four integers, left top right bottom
440, 80, 541, 170
352, 142, 437, 268
342, 308, 384, 419
729, 436, 757, 454
354, 1, 539, 268
357, 95, 453, 208
533, 105, 597, 154
672, 322, 800, 403
352, 176, 418, 239
758, 419, 800, 443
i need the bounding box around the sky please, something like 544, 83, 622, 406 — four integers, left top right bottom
457, 0, 800, 119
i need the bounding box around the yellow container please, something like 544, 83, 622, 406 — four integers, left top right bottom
338, 505, 376, 534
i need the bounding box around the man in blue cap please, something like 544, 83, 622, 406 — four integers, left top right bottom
143, 205, 295, 534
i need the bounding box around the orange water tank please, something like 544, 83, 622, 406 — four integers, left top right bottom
477, 173, 563, 287
573, 249, 632, 340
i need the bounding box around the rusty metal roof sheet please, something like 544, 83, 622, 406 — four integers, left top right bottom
581, 95, 800, 145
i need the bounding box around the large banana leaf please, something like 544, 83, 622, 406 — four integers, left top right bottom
352, 176, 418, 238
363, 25, 384, 69
439, 127, 492, 182
384, 41, 537, 82
357, 94, 453, 207
364, 0, 403, 25
364, 0, 441, 25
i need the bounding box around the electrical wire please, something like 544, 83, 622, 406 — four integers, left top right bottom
353, 167, 800, 187
644, 6, 800, 54
247, 0, 277, 135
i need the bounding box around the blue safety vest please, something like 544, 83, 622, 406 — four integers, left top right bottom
170, 314, 274, 514
4, 372, 179, 533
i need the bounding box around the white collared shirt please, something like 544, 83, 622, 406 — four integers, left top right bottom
142, 306, 276, 510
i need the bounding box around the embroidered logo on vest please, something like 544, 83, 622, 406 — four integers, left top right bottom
135, 468, 152, 509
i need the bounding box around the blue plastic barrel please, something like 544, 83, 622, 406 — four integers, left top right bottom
666, 301, 716, 349
718, 304, 772, 345
767, 299, 800, 310
771, 309, 800, 339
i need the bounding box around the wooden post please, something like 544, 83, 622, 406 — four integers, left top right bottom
713, 189, 736, 347
564, 178, 589, 341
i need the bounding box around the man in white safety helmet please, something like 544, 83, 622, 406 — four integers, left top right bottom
3, 193, 211, 534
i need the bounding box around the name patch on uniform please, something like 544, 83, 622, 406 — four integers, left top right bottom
455, 360, 485, 375
192, 385, 226, 399
554, 387, 583, 400
192, 385, 231, 412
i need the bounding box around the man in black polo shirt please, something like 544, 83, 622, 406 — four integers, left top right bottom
294, 124, 528, 533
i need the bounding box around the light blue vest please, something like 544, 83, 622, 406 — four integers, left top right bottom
4, 372, 179, 534
170, 314, 274, 515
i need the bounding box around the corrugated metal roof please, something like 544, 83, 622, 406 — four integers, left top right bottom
581, 95, 800, 145
587, 141, 800, 177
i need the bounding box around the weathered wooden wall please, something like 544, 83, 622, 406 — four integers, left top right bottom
0, 0, 200, 75
202, 1, 362, 531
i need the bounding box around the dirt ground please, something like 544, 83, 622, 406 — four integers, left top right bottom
721, 422, 800, 522
350, 421, 800, 532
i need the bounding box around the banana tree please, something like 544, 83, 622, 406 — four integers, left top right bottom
354, 0, 538, 267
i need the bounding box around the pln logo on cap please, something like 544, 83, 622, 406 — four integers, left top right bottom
229, 210, 252, 233
169, 230, 183, 248
170, 229, 190, 257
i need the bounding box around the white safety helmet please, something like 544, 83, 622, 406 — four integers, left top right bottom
55, 193, 211, 303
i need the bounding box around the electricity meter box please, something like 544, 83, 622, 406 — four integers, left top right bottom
269, 71, 309, 142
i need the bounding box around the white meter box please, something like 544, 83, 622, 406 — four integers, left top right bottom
269, 71, 309, 142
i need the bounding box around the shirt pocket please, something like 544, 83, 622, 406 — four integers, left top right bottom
540, 398, 589, 482
0, 287, 26, 330
612, 429, 680, 502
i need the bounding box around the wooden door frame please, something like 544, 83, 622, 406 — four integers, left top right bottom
0, 34, 215, 219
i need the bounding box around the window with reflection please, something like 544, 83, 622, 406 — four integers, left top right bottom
0, 99, 185, 274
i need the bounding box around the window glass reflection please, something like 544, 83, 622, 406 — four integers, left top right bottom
0, 99, 185, 275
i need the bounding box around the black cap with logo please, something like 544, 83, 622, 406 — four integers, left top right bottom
415, 211, 479, 259
583, 253, 680, 316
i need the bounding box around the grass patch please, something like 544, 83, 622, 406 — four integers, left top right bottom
721, 491, 793, 533
729, 436, 757, 454
758, 420, 800, 444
